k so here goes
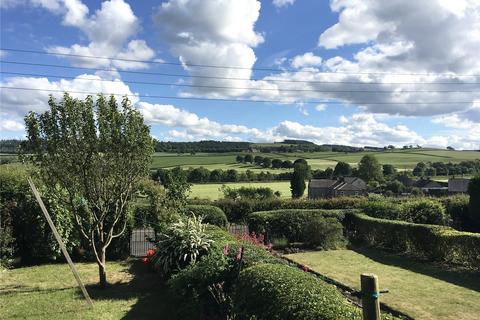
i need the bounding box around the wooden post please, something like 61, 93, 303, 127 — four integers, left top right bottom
28, 177, 93, 308
361, 273, 380, 320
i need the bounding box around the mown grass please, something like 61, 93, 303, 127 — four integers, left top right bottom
190, 181, 294, 199
0, 260, 174, 319
286, 248, 480, 320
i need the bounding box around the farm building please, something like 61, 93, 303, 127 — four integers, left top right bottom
448, 178, 470, 193
308, 177, 367, 198
414, 178, 447, 193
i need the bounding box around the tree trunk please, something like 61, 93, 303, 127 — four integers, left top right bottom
98, 249, 107, 289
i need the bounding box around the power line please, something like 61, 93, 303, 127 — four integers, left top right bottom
1, 60, 478, 85
0, 86, 476, 105
2, 71, 479, 94
2, 47, 480, 77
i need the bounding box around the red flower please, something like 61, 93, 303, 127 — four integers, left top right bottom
142, 257, 149, 264
146, 249, 155, 257
236, 247, 243, 261
223, 241, 229, 255
301, 265, 309, 272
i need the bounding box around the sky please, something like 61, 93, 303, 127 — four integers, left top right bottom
0, 0, 479, 149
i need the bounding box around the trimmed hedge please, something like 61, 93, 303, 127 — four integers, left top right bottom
211, 197, 366, 222
185, 204, 228, 228
234, 263, 364, 320
346, 212, 480, 269
248, 209, 346, 246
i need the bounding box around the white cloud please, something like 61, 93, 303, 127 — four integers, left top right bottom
0, 119, 25, 132
154, 0, 263, 97
291, 52, 322, 69
273, 0, 296, 8
34, 0, 155, 70
0, 75, 137, 118
315, 104, 327, 112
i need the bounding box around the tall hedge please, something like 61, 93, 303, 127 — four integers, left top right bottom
346, 212, 480, 269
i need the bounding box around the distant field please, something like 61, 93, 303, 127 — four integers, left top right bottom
150, 148, 480, 171
189, 181, 293, 200
3, 148, 479, 172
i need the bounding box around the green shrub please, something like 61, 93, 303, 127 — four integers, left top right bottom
346, 212, 480, 269
151, 215, 213, 277
363, 199, 403, 220
167, 226, 282, 319
233, 263, 362, 320
186, 204, 228, 228
401, 199, 449, 225
439, 195, 471, 230
248, 209, 346, 247
305, 216, 346, 249
0, 165, 79, 263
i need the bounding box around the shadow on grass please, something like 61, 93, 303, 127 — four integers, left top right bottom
85, 260, 176, 320
351, 246, 480, 292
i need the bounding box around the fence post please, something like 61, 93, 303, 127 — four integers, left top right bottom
361, 273, 380, 320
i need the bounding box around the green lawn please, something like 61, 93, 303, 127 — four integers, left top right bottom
286, 248, 480, 320
190, 181, 294, 199
0, 261, 174, 319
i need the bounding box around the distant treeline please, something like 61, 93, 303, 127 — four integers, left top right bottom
413, 160, 480, 176
0, 139, 22, 153
0, 138, 376, 154
152, 167, 292, 184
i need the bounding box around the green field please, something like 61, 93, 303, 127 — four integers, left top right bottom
190, 181, 293, 199
286, 249, 480, 320
0, 260, 173, 319
148, 148, 480, 172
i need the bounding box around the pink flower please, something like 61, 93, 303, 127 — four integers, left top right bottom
301, 265, 309, 272
146, 249, 154, 257
236, 247, 243, 261
223, 241, 229, 255
267, 243, 273, 251
142, 257, 149, 264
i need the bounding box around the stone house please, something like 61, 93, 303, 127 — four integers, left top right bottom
448, 178, 470, 193
308, 177, 367, 198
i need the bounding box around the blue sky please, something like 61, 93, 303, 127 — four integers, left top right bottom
1, 0, 479, 149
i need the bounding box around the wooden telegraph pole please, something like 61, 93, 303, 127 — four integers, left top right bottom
361, 273, 381, 320
28, 177, 93, 308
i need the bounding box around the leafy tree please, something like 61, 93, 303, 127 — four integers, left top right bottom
244, 154, 253, 163
290, 162, 309, 198
225, 169, 239, 182
209, 169, 224, 182
293, 158, 308, 166
23, 94, 153, 288
425, 167, 436, 177
282, 160, 293, 168
254, 156, 264, 166
382, 164, 396, 176
188, 167, 210, 183
271, 159, 283, 169
333, 161, 352, 177
324, 167, 334, 179
468, 176, 480, 231
236, 155, 244, 163
161, 167, 191, 209
357, 155, 383, 182
262, 158, 272, 168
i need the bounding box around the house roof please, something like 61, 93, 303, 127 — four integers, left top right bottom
414, 179, 443, 189
309, 177, 367, 191
309, 179, 337, 189
448, 178, 469, 192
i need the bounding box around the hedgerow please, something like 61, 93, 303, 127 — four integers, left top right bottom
248, 209, 346, 248
345, 212, 480, 269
